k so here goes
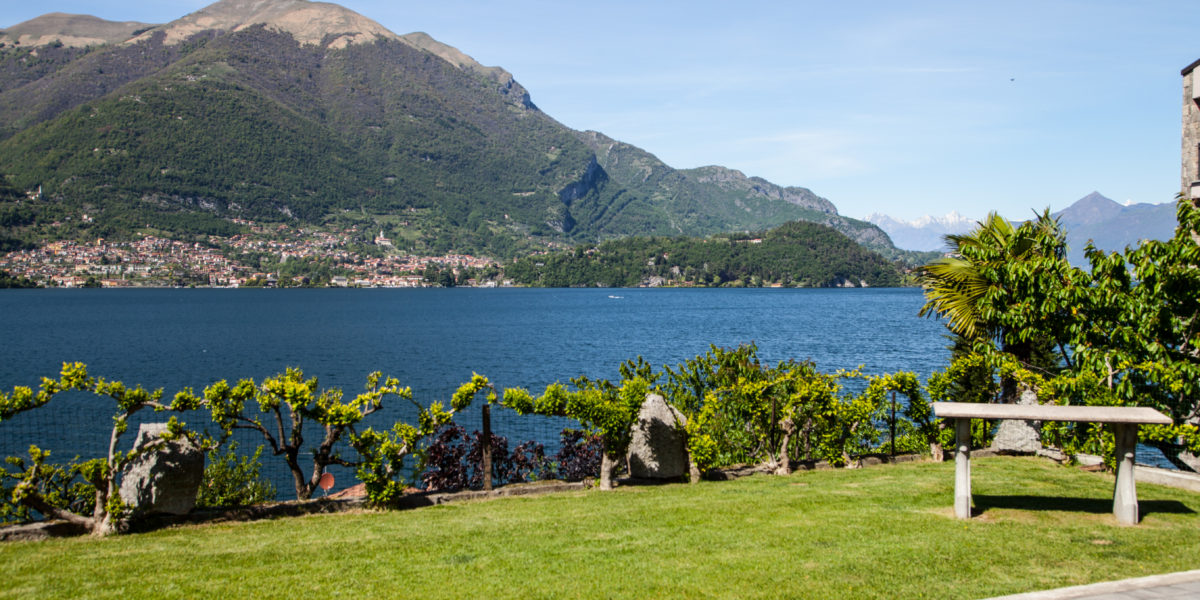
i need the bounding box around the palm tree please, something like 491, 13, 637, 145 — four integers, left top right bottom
918, 213, 1020, 341
918, 211, 1068, 400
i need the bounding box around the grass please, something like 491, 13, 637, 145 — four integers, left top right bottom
2, 457, 1198, 599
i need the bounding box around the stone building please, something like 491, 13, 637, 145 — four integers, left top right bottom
1182, 59, 1200, 199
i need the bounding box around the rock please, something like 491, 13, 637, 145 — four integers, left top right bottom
0, 520, 88, 542
991, 387, 1043, 453
1036, 447, 1068, 463
119, 423, 205, 516
328, 482, 367, 500
627, 394, 689, 479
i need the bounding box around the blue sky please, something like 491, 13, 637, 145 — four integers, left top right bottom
4, 1, 1200, 221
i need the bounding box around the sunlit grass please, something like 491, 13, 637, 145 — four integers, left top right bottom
1, 457, 1197, 599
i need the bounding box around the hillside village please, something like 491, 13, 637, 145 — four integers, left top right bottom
0, 221, 502, 287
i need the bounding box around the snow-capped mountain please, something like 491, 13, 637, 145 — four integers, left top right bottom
864, 211, 976, 252
866, 192, 1178, 263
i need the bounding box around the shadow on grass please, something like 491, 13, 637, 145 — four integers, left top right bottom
973, 494, 1195, 518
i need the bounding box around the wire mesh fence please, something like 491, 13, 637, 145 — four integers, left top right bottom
0, 386, 580, 501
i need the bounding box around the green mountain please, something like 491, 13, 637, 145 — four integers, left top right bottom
0, 0, 901, 259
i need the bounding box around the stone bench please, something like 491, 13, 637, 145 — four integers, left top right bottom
931, 402, 1173, 525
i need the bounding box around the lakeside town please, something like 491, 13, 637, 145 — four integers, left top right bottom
0, 219, 506, 288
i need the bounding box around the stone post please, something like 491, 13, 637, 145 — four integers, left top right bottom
954, 418, 972, 519
1112, 423, 1139, 525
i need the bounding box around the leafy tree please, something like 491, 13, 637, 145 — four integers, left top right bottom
918, 211, 1080, 402
503, 361, 657, 490
918, 213, 1012, 341
669, 347, 940, 473
925, 352, 998, 449
350, 374, 481, 506
662, 344, 775, 474
1, 452, 94, 525
198, 368, 410, 500
1056, 197, 1200, 470
0, 363, 207, 536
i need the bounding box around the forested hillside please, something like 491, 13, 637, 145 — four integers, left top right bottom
506, 220, 901, 288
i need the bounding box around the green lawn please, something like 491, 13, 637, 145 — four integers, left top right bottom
2, 457, 1198, 599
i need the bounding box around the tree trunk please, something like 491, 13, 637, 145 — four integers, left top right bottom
802, 418, 813, 461
481, 404, 493, 491
286, 451, 311, 500
599, 453, 615, 491
775, 417, 795, 476
91, 487, 107, 527
94, 514, 119, 537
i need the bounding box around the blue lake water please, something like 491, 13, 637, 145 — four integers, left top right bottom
0, 287, 953, 494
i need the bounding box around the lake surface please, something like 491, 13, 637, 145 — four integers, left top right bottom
0, 287, 952, 493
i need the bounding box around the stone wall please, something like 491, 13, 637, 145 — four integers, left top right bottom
1182, 59, 1200, 194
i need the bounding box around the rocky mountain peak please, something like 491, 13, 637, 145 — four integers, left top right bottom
130, 0, 402, 49
1055, 191, 1122, 227
398, 31, 520, 91
0, 13, 155, 48
118, 0, 526, 99
4, 1, 526, 104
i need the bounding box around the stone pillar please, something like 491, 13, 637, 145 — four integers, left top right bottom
955, 418, 972, 519
1112, 423, 1139, 525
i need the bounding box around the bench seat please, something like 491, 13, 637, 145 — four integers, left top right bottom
931, 402, 1172, 425
931, 401, 1173, 525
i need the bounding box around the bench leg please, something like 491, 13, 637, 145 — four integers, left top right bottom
955, 418, 972, 519
1112, 423, 1139, 525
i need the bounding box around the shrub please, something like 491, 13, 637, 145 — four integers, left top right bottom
419, 423, 552, 492
196, 443, 276, 508
418, 424, 470, 491
551, 429, 602, 481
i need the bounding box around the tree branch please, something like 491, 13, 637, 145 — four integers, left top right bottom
273, 407, 289, 451
232, 419, 280, 455
20, 491, 93, 529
